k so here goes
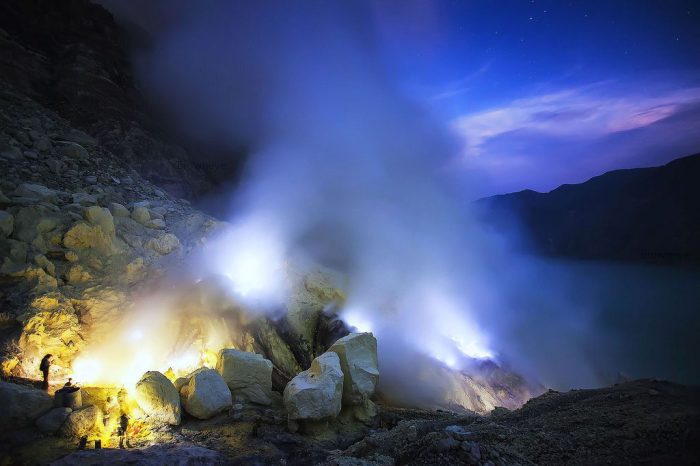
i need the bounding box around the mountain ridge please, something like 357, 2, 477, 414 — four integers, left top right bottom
478, 153, 700, 264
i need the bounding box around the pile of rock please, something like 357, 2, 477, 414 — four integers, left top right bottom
283, 332, 380, 431
0, 381, 104, 438
132, 349, 275, 424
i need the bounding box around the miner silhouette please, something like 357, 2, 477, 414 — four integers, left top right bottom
39, 354, 52, 390
119, 413, 132, 449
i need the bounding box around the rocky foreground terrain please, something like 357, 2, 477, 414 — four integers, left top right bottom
1, 379, 698, 465
1, 1, 699, 465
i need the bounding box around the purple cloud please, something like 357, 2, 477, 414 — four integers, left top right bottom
448, 82, 700, 197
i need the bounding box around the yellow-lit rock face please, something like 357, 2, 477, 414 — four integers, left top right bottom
17, 298, 85, 376
63, 222, 113, 253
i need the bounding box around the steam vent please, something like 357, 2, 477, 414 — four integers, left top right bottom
1, 1, 700, 465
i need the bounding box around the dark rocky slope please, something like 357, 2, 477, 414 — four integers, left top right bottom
0, 0, 241, 200
478, 154, 700, 265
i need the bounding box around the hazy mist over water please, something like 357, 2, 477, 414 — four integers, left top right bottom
101, 0, 700, 400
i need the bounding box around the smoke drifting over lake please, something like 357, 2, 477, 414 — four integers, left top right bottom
101, 0, 700, 404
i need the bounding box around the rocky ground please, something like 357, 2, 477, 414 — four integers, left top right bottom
1, 379, 698, 465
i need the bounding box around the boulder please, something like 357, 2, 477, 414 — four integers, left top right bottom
328, 332, 379, 405
283, 352, 344, 421
58, 141, 89, 160
174, 377, 188, 392
63, 222, 113, 253
35, 254, 56, 276
180, 368, 232, 419
147, 233, 180, 255
59, 405, 102, 438
72, 192, 98, 205
0, 381, 53, 428
134, 371, 181, 425
131, 206, 151, 224
216, 349, 273, 405
11, 206, 59, 243
13, 183, 58, 202
0, 211, 13, 238
145, 218, 166, 229
84, 206, 115, 236
36, 407, 72, 432
0, 143, 22, 160
66, 264, 92, 284
109, 202, 130, 217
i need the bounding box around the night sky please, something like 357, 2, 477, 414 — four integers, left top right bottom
371, 0, 700, 197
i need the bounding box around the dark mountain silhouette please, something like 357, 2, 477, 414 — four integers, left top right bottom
478, 153, 700, 264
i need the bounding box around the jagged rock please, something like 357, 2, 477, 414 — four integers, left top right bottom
109, 202, 129, 217
131, 206, 151, 224
147, 233, 180, 255
0, 210, 13, 237
57, 141, 89, 160
174, 377, 188, 392
84, 206, 115, 236
33, 135, 52, 152
1, 356, 19, 377
134, 371, 181, 425
11, 206, 60, 243
34, 253, 56, 276
180, 368, 232, 419
59, 405, 102, 438
285, 268, 345, 348
0, 143, 22, 160
13, 183, 58, 202
145, 218, 166, 229
217, 349, 273, 405
62, 130, 96, 147
63, 221, 113, 253
252, 318, 303, 383
0, 238, 27, 263
36, 407, 72, 432
17, 305, 84, 368
66, 264, 92, 284
328, 332, 379, 405
72, 192, 98, 205
123, 257, 145, 284
0, 381, 53, 428
283, 352, 344, 421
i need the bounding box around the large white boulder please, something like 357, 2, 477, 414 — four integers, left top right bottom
134, 371, 181, 425
328, 332, 379, 405
0, 381, 53, 428
283, 352, 344, 421
216, 349, 273, 405
180, 368, 232, 420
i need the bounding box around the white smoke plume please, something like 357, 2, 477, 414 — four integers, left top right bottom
100, 1, 700, 404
